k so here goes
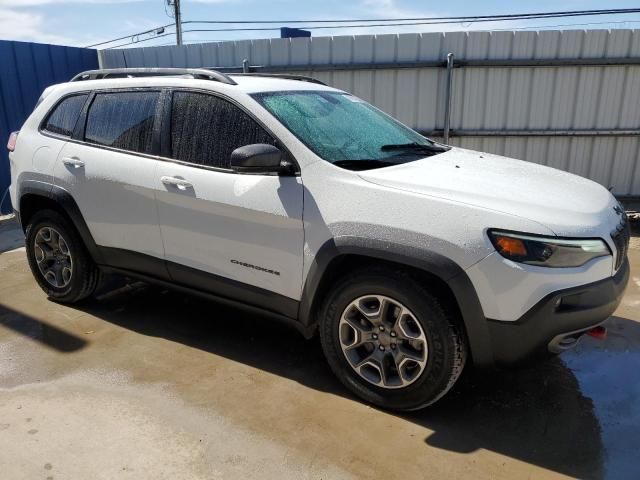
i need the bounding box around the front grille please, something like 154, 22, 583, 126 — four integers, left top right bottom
611, 216, 630, 271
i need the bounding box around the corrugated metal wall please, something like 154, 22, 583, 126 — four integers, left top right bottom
101, 30, 640, 195
0, 40, 98, 214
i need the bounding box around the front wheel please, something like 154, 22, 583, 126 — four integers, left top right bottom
319, 268, 467, 410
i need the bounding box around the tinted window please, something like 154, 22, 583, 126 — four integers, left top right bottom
44, 94, 88, 137
171, 92, 274, 169
85, 91, 159, 154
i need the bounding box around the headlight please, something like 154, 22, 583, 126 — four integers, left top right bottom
488, 230, 611, 268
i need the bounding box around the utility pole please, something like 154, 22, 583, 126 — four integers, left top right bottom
173, 0, 183, 45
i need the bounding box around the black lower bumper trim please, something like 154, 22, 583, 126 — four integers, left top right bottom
486, 258, 629, 365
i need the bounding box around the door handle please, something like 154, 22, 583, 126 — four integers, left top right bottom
161, 176, 193, 191
62, 157, 85, 168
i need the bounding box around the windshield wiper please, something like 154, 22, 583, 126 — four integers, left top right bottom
332, 159, 401, 171
380, 142, 448, 152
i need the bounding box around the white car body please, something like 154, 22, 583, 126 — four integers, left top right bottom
8, 70, 629, 370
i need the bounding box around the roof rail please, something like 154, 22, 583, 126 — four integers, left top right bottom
70, 68, 237, 85
230, 73, 327, 86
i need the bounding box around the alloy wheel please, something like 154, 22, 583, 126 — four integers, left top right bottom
339, 295, 428, 389
33, 226, 73, 289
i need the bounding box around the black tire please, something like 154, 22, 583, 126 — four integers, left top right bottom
25, 209, 100, 303
319, 267, 467, 411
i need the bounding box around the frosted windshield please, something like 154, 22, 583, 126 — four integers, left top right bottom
254, 91, 437, 164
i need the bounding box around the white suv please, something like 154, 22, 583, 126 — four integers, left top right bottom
8, 68, 630, 410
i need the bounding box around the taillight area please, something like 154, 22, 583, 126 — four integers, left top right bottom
7, 131, 19, 152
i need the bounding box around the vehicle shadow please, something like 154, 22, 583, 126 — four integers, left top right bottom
0, 304, 87, 352
72, 280, 605, 480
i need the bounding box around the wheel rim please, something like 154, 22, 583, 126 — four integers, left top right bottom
34, 226, 73, 289
339, 295, 428, 389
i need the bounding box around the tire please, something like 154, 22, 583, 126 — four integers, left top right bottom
319, 267, 467, 411
25, 209, 100, 303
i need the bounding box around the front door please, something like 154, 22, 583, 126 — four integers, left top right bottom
154, 91, 304, 314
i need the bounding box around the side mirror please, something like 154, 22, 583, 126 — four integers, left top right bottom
230, 144, 283, 173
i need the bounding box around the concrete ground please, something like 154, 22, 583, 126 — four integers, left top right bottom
1, 216, 639, 479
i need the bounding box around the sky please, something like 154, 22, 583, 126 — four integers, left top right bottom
1, 0, 640, 49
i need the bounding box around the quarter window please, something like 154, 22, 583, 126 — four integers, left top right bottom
170, 91, 274, 169
85, 91, 159, 154
43, 94, 88, 137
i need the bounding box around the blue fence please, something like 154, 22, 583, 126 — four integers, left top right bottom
0, 40, 98, 214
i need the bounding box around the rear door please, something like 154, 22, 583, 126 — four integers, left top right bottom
53, 89, 166, 276
154, 90, 304, 314
16, 93, 89, 193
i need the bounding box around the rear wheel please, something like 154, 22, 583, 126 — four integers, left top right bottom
319, 267, 467, 410
25, 209, 99, 303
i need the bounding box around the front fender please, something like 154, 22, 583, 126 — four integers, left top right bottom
299, 234, 495, 367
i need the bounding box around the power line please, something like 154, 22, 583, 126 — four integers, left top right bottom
178, 12, 640, 33
491, 19, 640, 32
106, 19, 640, 49
183, 20, 640, 40
182, 8, 640, 24
93, 8, 640, 49
180, 9, 640, 32
86, 22, 175, 48
108, 35, 227, 49
106, 31, 176, 49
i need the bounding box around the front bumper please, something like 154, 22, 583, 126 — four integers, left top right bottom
485, 257, 629, 365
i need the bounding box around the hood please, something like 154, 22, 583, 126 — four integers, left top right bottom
358, 147, 620, 237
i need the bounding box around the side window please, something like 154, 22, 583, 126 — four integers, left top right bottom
170, 91, 275, 169
85, 91, 159, 154
43, 94, 88, 137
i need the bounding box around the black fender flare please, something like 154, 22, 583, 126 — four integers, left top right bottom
298, 236, 495, 367
18, 180, 103, 264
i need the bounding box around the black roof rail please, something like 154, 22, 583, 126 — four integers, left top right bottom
229, 73, 327, 86
70, 68, 237, 85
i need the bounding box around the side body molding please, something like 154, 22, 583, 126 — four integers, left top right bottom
18, 180, 103, 264
299, 235, 495, 367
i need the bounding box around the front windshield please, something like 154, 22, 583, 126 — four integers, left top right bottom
252, 91, 446, 168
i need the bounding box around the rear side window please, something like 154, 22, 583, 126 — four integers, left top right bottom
85, 91, 159, 154
43, 94, 88, 137
170, 91, 274, 169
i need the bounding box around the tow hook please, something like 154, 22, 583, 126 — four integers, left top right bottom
586, 325, 607, 340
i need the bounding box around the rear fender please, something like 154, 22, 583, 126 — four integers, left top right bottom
18, 179, 102, 263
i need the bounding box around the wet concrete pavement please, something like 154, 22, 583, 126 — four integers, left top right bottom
1, 219, 639, 479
